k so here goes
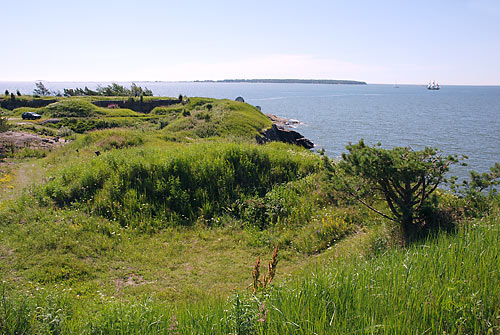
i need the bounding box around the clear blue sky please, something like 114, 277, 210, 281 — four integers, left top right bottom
2, 0, 499, 85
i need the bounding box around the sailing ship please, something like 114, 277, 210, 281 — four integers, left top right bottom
427, 81, 440, 90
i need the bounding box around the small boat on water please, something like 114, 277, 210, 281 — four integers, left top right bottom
427, 81, 440, 90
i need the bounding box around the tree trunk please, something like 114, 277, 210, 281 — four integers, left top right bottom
401, 207, 416, 247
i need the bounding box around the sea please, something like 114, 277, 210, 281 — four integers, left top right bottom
2, 81, 500, 181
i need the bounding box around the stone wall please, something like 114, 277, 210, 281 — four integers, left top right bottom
0, 98, 57, 110
91, 99, 180, 113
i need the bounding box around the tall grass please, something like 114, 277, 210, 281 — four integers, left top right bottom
40, 142, 320, 229
1, 212, 499, 334
260, 217, 500, 334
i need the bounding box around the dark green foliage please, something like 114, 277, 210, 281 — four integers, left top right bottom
451, 163, 500, 216
151, 106, 183, 115
63, 86, 98, 96
195, 112, 211, 121
10, 93, 15, 100
33, 82, 52, 96
16, 90, 21, 96
98, 83, 152, 97
54, 118, 121, 133
4, 90, 8, 96
0, 116, 9, 132
63, 83, 153, 97
338, 140, 458, 245
41, 143, 319, 229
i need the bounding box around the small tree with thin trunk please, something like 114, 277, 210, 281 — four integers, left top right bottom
33, 82, 51, 96
337, 140, 458, 246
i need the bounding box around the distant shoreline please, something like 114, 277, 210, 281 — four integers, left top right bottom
193, 79, 367, 85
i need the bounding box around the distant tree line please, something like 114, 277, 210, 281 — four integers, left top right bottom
197, 79, 368, 85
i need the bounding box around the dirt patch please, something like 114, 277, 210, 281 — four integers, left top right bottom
114, 274, 147, 290
0, 131, 66, 151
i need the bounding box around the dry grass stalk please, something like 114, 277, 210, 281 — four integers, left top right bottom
252, 256, 261, 294
252, 245, 279, 293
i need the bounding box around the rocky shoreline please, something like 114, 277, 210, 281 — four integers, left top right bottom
257, 114, 314, 149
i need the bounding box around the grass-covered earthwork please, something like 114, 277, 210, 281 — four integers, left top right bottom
0, 92, 499, 334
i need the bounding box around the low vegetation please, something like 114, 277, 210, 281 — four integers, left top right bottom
0, 92, 499, 334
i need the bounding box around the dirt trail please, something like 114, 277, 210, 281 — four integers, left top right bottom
0, 160, 47, 202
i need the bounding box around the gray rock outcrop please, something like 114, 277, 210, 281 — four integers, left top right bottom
256, 124, 314, 149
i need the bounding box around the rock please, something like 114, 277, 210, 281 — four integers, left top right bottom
40, 118, 61, 125
235, 96, 245, 103
256, 124, 314, 149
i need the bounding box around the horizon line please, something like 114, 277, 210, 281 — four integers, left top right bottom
1, 79, 499, 87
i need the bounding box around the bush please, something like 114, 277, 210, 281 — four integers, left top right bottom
56, 126, 74, 137
0, 116, 9, 132
55, 118, 121, 133
337, 140, 459, 246
151, 106, 182, 115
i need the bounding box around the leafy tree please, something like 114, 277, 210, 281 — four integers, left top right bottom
337, 140, 458, 246
33, 82, 51, 96
4, 90, 9, 96
97, 83, 129, 96
16, 90, 21, 96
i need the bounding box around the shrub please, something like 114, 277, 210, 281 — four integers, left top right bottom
0, 116, 9, 132
56, 126, 74, 137
14, 148, 47, 159
54, 118, 121, 133
151, 106, 182, 115
337, 140, 459, 246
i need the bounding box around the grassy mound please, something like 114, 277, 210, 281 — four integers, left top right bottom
45, 99, 100, 117
40, 142, 320, 228
160, 98, 272, 139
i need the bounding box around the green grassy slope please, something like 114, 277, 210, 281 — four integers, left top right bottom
1, 95, 499, 334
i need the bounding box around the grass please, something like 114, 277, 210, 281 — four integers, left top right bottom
1, 94, 499, 334
0, 210, 498, 334
39, 141, 320, 229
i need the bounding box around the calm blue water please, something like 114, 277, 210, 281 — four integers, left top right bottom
2, 81, 500, 179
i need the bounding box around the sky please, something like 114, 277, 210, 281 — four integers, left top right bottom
1, 0, 499, 85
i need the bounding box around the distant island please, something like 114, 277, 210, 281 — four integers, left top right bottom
194, 79, 367, 85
